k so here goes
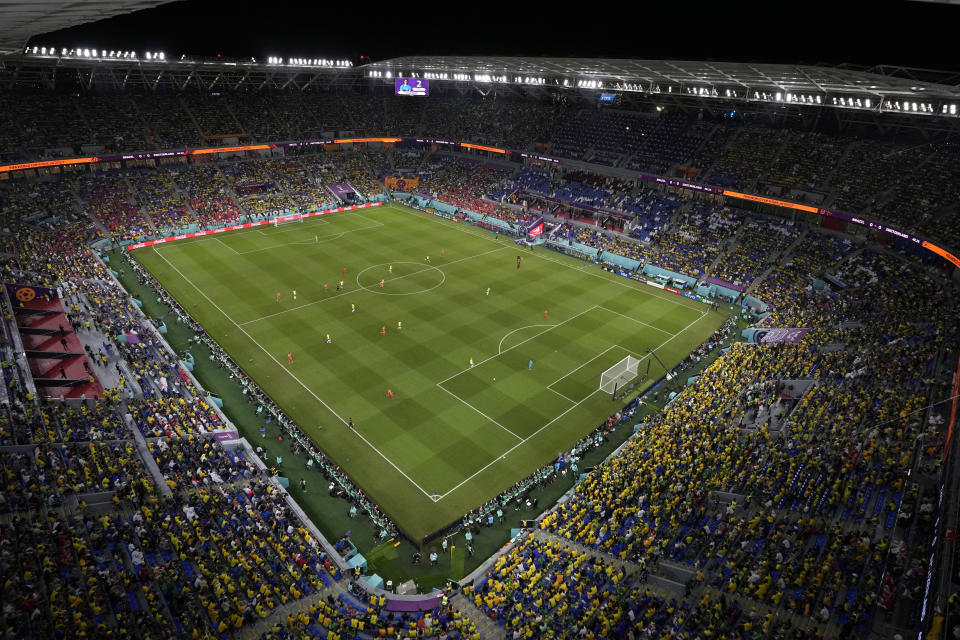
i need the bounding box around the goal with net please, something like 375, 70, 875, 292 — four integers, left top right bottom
599, 355, 642, 395
273, 213, 303, 227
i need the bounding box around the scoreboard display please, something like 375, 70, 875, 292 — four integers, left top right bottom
395, 77, 429, 96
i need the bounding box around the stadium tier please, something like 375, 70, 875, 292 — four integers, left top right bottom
1, 59, 959, 640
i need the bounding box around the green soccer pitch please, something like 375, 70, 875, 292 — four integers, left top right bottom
132, 203, 727, 540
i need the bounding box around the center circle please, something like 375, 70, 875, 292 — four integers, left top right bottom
355, 261, 446, 296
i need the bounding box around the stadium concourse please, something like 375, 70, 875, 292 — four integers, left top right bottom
0, 81, 958, 640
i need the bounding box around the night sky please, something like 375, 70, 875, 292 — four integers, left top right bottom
26, 0, 960, 71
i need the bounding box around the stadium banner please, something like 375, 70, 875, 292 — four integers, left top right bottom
742, 327, 811, 344
385, 176, 420, 191
527, 217, 544, 237
6, 283, 58, 303
126, 202, 383, 250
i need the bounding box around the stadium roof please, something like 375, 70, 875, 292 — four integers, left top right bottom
0, 0, 175, 55
363, 56, 960, 115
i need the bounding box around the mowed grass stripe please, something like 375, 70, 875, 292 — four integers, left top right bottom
134, 204, 727, 539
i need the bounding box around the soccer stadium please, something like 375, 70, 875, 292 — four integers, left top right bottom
2, 2, 960, 638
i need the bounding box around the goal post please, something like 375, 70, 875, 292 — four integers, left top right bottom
599, 355, 642, 395
273, 213, 303, 227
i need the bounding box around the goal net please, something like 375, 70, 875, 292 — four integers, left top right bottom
273, 213, 303, 227
599, 355, 641, 394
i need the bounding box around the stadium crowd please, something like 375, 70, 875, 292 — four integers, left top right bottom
0, 88, 957, 640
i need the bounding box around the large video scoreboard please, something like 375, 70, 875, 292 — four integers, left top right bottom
395, 77, 429, 96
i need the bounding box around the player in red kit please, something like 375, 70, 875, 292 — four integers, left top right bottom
380, 325, 386, 336
544, 309, 548, 319
277, 292, 281, 303
287, 352, 293, 363
387, 388, 393, 399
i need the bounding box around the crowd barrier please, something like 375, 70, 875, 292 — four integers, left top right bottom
126, 202, 382, 250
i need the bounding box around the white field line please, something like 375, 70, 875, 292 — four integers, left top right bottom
497, 324, 553, 354
150, 245, 440, 502
241, 215, 383, 253
240, 245, 510, 326
546, 387, 578, 403
435, 308, 710, 501
436, 305, 599, 387
597, 305, 673, 335
436, 385, 523, 441
546, 344, 621, 391
395, 204, 706, 314
214, 237, 241, 255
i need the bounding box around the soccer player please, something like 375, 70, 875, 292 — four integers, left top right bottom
324, 283, 328, 292
516, 255, 521, 269
342, 267, 347, 275
469, 358, 474, 368
293, 289, 297, 300
351, 303, 355, 313
277, 292, 281, 303
348, 417, 354, 430
386, 388, 394, 399
528, 359, 533, 370
288, 352, 293, 363
326, 334, 331, 344
544, 309, 548, 319
380, 325, 386, 336
339, 280, 344, 290
315, 235, 318, 243
388, 264, 393, 274
485, 287, 490, 296
425, 255, 430, 263
441, 249, 445, 257
378, 279, 384, 288
397, 320, 402, 330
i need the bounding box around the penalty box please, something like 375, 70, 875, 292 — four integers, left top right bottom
437, 306, 667, 441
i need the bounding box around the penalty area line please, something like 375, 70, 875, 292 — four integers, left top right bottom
149, 245, 439, 503
435, 307, 710, 501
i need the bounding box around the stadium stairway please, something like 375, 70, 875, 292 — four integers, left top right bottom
742, 227, 808, 297
448, 592, 506, 640
178, 96, 207, 144
702, 219, 748, 279
236, 585, 336, 640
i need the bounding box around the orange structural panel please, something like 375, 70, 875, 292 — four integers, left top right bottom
0, 156, 99, 173
334, 137, 402, 144
384, 176, 420, 190
722, 190, 819, 213
188, 144, 272, 155
945, 353, 960, 460
922, 241, 960, 269
459, 143, 507, 154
